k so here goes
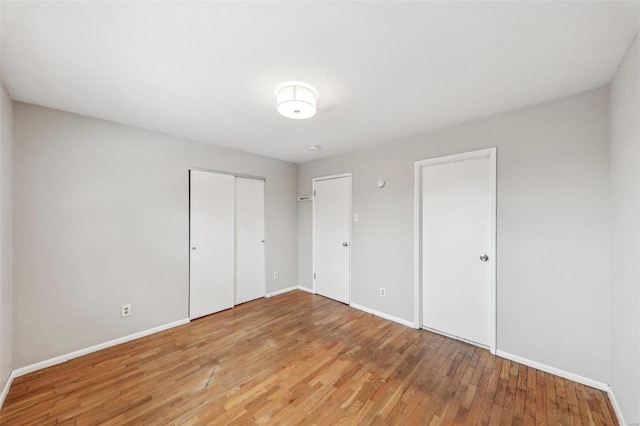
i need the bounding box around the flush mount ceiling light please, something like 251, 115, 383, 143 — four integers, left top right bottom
276, 84, 317, 119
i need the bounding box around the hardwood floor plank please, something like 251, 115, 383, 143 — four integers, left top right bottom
545, 370, 560, 425
0, 292, 617, 425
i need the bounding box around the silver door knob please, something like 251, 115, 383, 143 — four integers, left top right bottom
343, 242, 349, 247
192, 247, 197, 250
480, 254, 489, 261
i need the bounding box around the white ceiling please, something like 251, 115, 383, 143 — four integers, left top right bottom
1, 1, 638, 163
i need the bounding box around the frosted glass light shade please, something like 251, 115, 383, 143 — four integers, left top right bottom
276, 85, 317, 119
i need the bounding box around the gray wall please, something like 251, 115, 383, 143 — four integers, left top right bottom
0, 85, 13, 391
299, 88, 611, 383
13, 103, 298, 368
609, 35, 639, 425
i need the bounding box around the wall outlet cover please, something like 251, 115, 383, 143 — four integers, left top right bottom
121, 304, 131, 317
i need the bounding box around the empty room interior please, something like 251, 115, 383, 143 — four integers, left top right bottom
0, 1, 639, 424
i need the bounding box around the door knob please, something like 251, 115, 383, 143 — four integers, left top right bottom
480, 254, 489, 261
343, 242, 349, 247
192, 247, 197, 250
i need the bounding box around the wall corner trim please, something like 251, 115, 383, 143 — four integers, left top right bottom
0, 370, 18, 410
265, 285, 316, 298
11, 318, 190, 381
265, 286, 298, 298
349, 302, 415, 328
607, 385, 629, 426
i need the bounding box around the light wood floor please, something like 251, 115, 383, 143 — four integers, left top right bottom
1, 291, 617, 425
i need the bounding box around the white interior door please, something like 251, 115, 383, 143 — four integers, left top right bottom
314, 175, 350, 304
235, 177, 265, 305
421, 155, 492, 347
189, 171, 235, 319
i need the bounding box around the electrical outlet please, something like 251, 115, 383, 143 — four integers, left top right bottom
121, 304, 131, 317
273, 272, 279, 280
380, 288, 386, 297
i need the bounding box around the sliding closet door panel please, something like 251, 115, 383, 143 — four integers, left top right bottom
189, 171, 235, 319
235, 178, 265, 304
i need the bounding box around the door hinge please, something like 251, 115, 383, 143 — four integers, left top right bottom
313, 190, 316, 196
313, 273, 316, 279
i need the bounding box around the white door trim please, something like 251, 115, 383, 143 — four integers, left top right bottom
413, 148, 497, 354
189, 167, 265, 181
312, 173, 352, 303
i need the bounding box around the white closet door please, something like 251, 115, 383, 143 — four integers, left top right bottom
189, 171, 235, 319
421, 156, 491, 347
314, 175, 350, 304
235, 177, 265, 305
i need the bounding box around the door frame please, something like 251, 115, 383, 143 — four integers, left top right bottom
188, 167, 267, 319
413, 148, 497, 354
312, 173, 352, 304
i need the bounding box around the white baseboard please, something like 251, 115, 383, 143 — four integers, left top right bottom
0, 370, 17, 409
12, 318, 190, 378
497, 351, 630, 425
607, 385, 629, 426
266, 285, 315, 298
496, 350, 627, 426
4, 298, 626, 425
495, 350, 608, 392
349, 302, 415, 328
265, 286, 298, 298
